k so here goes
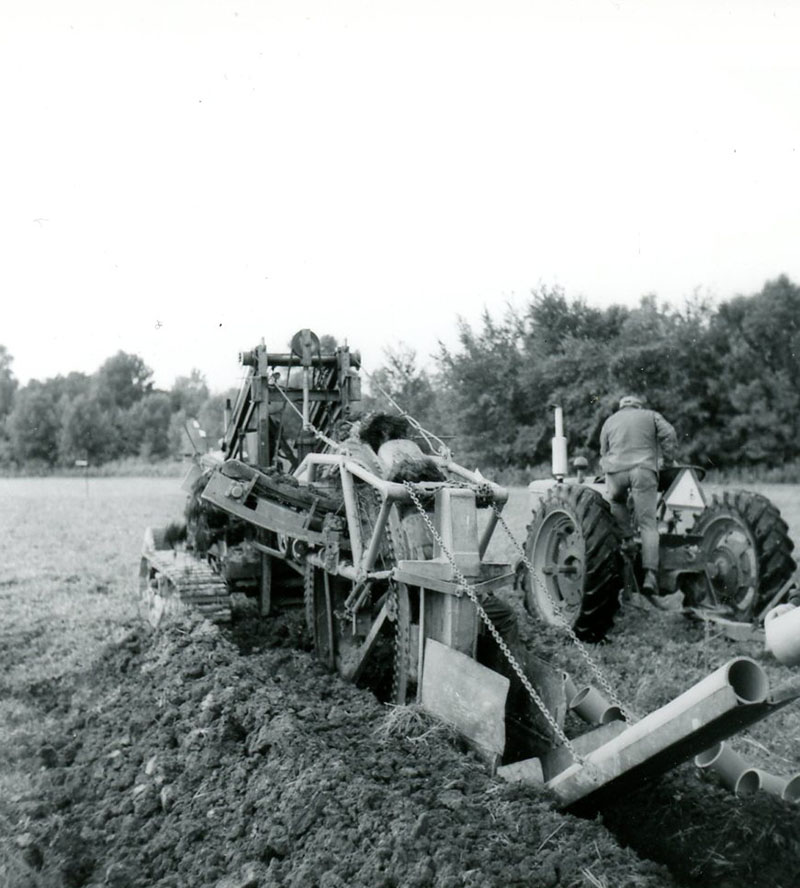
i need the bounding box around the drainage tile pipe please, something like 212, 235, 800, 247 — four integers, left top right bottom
695, 742, 753, 793
570, 685, 624, 725
753, 768, 787, 799
546, 657, 798, 809
782, 774, 800, 802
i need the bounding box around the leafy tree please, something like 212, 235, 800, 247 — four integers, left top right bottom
7, 380, 62, 465
198, 390, 238, 445
438, 308, 526, 467
367, 344, 442, 433
0, 345, 17, 419
170, 369, 210, 417
123, 392, 173, 459
522, 286, 629, 356
94, 352, 153, 410
58, 392, 118, 463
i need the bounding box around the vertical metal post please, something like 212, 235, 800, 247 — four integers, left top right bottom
223, 398, 231, 438
302, 367, 310, 429
361, 497, 392, 572
323, 570, 335, 669
338, 464, 364, 567
259, 553, 272, 616
256, 343, 270, 468
416, 586, 426, 703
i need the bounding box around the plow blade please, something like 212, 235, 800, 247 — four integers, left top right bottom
520, 658, 800, 809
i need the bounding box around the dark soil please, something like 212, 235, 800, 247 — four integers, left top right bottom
6, 599, 800, 888
4, 608, 675, 888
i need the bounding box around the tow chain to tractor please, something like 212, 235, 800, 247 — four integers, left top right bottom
403, 482, 586, 766
362, 370, 452, 460
489, 503, 635, 724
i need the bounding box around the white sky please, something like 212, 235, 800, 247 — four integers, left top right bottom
3, 0, 799, 392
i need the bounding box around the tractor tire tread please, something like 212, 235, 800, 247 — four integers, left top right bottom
691, 488, 796, 617
524, 484, 621, 642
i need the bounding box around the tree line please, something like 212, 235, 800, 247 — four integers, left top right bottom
1, 274, 798, 473
0, 350, 236, 470
369, 275, 800, 474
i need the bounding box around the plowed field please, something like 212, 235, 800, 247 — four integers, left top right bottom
2, 478, 800, 888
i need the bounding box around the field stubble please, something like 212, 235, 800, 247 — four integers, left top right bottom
1, 477, 800, 888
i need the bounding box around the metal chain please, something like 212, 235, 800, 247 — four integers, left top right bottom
303, 561, 315, 636
490, 503, 634, 723
374, 490, 410, 705
361, 369, 450, 458
272, 385, 344, 452
402, 482, 584, 764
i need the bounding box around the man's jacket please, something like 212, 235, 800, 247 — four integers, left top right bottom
600, 406, 677, 474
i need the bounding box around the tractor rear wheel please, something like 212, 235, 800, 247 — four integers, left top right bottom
521, 484, 622, 642
684, 490, 796, 620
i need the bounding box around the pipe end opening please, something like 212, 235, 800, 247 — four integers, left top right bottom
735, 769, 761, 797
569, 687, 590, 709
600, 705, 624, 725
783, 774, 800, 803
695, 742, 724, 769
727, 658, 768, 704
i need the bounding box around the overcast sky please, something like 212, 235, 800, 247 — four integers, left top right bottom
3, 0, 799, 393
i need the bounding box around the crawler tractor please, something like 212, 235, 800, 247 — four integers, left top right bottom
140, 332, 800, 809
517, 407, 797, 641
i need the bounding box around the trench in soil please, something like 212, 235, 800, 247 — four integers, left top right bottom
226, 604, 800, 888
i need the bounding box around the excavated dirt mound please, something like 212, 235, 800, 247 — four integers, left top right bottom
8, 610, 676, 888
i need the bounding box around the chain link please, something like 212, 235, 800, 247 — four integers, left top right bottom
304, 562, 315, 636
490, 502, 634, 723
272, 385, 344, 452
402, 482, 585, 764
375, 490, 410, 705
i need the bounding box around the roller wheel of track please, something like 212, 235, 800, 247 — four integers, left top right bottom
521, 484, 622, 642
682, 490, 796, 620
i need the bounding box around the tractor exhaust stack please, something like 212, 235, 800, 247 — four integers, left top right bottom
551, 405, 568, 480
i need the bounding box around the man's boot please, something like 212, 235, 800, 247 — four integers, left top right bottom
642, 569, 658, 596
640, 569, 670, 610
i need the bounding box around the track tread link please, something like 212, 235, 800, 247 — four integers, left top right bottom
690, 489, 796, 614
143, 549, 231, 622
524, 484, 622, 643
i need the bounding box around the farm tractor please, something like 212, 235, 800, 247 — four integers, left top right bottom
517, 407, 797, 641
139, 331, 800, 809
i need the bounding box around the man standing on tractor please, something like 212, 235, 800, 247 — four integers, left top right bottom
600, 395, 677, 598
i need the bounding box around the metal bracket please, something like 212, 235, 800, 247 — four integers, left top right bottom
323, 527, 341, 574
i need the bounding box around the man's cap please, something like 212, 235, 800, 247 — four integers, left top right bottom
619, 395, 644, 409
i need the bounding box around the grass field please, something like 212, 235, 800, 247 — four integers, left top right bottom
0, 480, 185, 810
3, 476, 800, 887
